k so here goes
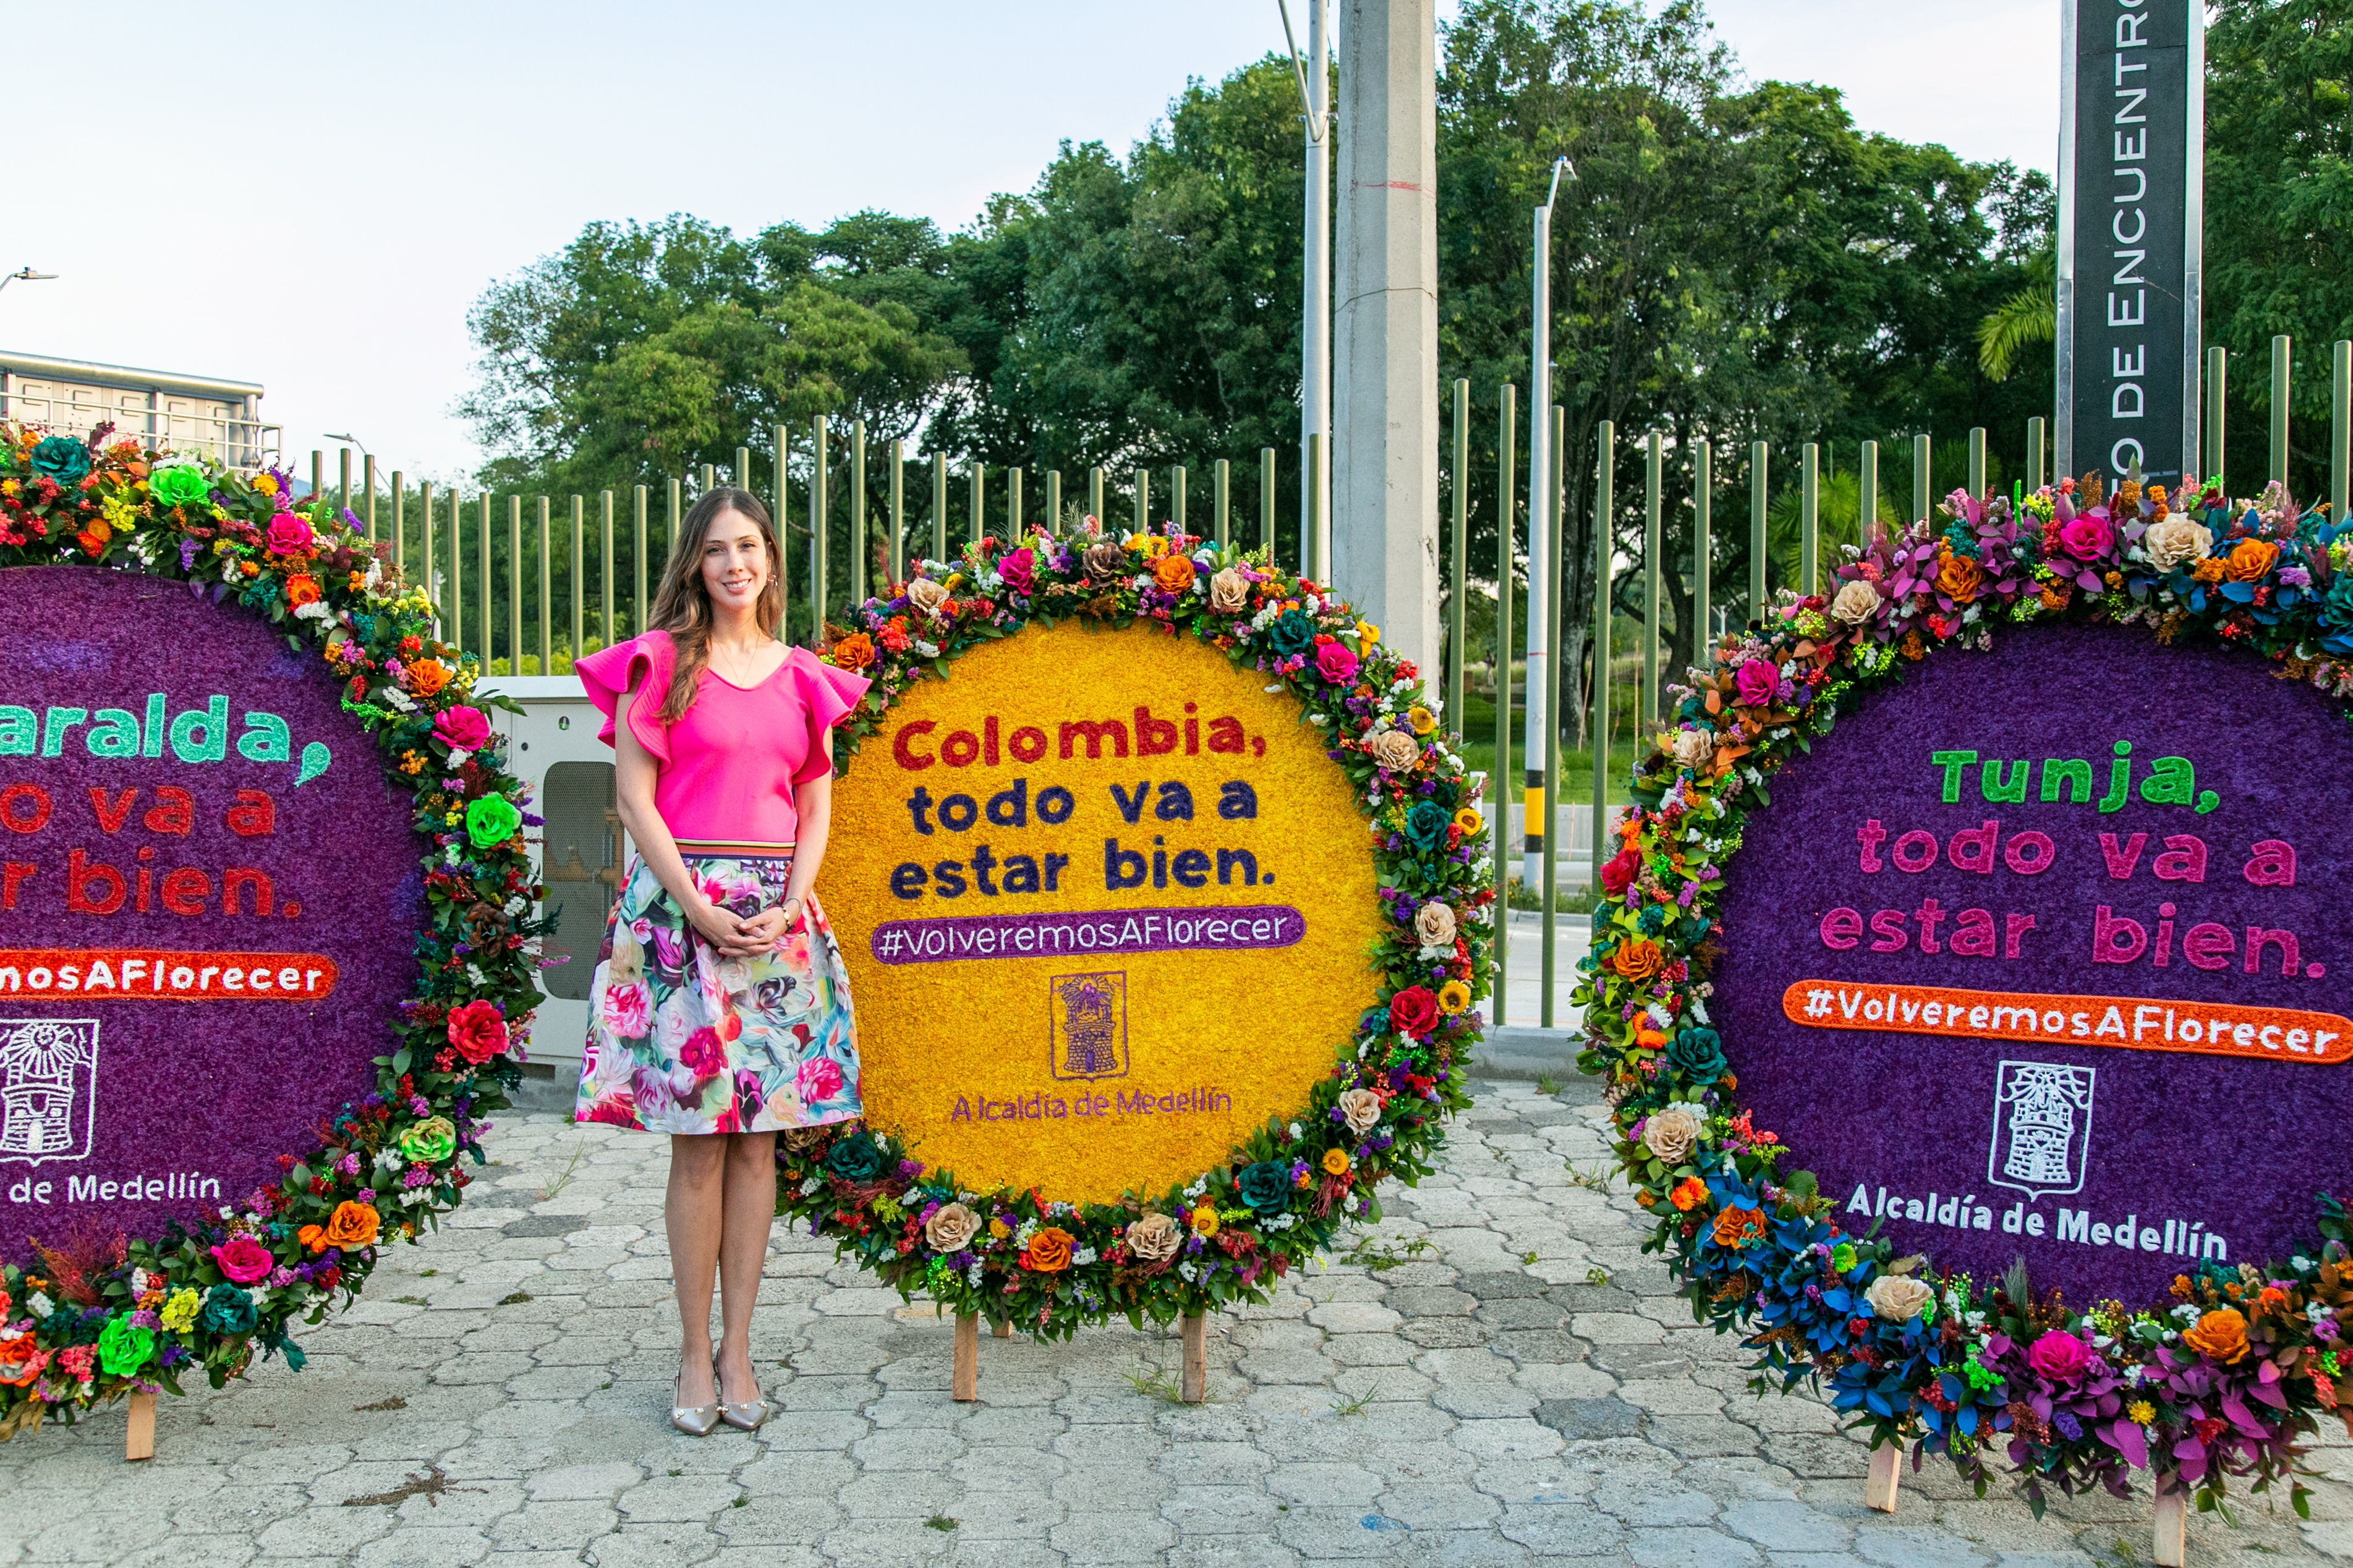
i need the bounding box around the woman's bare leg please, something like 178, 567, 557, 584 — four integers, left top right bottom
715, 1131, 778, 1404
666, 1135, 729, 1405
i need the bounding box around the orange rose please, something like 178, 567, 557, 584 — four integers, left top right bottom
284, 574, 322, 607
1934, 550, 1983, 604
2184, 1307, 2250, 1364
1152, 553, 1198, 593
0, 1329, 45, 1387
2224, 538, 2279, 582
322, 1200, 381, 1250
828, 632, 875, 672
1609, 938, 1664, 983
1711, 1203, 1768, 1248
405, 658, 451, 698
1019, 1226, 1075, 1273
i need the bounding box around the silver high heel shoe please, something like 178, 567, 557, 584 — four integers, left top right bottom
717, 1355, 771, 1433
671, 1359, 720, 1437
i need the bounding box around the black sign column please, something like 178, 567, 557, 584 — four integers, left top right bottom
2056, 0, 2203, 486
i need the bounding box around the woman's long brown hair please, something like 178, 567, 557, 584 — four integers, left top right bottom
645, 487, 786, 722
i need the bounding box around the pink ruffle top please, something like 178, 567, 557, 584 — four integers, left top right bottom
575, 632, 870, 845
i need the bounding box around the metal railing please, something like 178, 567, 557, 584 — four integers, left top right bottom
317, 426, 1322, 676
1, 391, 279, 472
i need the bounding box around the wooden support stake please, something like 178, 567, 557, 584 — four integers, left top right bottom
1181, 1312, 1208, 1404
2154, 1486, 2187, 1567
125, 1390, 155, 1461
1864, 1443, 1900, 1513
952, 1313, 978, 1402
992, 1319, 1011, 1339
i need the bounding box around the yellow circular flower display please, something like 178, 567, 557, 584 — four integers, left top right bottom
825, 621, 1382, 1206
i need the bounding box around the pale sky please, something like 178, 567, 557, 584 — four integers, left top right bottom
1, 1, 2058, 482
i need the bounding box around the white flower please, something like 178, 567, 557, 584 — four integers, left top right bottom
130, 1268, 151, 1295
1865, 1275, 1933, 1322
801, 1176, 825, 1196
2144, 515, 2215, 572
380, 685, 415, 710
913, 639, 940, 658
27, 1292, 53, 1319
296, 600, 333, 624
1177, 1261, 1200, 1282
445, 747, 472, 768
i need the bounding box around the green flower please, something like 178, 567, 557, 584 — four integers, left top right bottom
464, 794, 521, 848
150, 464, 210, 509
30, 435, 90, 486
397, 1115, 457, 1164
96, 1313, 155, 1376
1831, 1241, 1858, 1273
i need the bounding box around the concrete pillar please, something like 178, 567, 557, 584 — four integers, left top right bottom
1332, 0, 1440, 684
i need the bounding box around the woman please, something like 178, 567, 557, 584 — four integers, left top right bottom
573, 487, 868, 1435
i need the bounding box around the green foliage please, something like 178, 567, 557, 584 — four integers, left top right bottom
2204, 0, 2352, 502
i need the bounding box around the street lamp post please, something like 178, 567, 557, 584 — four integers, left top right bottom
1278, 0, 1332, 572
0, 268, 57, 295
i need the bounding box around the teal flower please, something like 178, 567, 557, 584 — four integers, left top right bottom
825, 1132, 888, 1183
30, 436, 90, 486
1268, 609, 1316, 657
1236, 1160, 1293, 1216
1666, 1028, 1727, 1083
198, 1284, 258, 1336
1402, 800, 1451, 849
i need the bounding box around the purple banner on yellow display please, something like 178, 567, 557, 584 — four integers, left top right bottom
868, 904, 1304, 965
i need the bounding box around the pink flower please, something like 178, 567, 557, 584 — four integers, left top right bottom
1734, 658, 1779, 708
998, 547, 1036, 595
2059, 511, 2113, 562
56, 1345, 94, 1383
433, 706, 491, 752
679, 1027, 728, 1080
796, 1056, 845, 1104
445, 1000, 508, 1065
599, 981, 650, 1038
2027, 1328, 2091, 1383
210, 1234, 275, 1284
1314, 640, 1361, 685
265, 512, 314, 556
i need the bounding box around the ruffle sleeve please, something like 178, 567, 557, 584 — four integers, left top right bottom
786, 646, 871, 784
574, 631, 676, 763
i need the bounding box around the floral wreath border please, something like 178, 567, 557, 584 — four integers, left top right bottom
0, 426, 545, 1439
774, 517, 1492, 1337
1576, 470, 2353, 1517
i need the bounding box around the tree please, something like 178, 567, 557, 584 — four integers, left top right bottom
2204, 0, 2351, 502
461, 216, 964, 499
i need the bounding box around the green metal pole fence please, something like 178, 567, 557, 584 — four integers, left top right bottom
1493, 383, 1515, 1024
1644, 433, 1662, 724
1748, 442, 1767, 625
1591, 419, 1615, 884
1449, 378, 1469, 731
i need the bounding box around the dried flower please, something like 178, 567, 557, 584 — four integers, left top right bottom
1123, 1212, 1182, 1261
1829, 579, 1879, 625
1642, 1103, 1704, 1164
1337, 1088, 1384, 1134
924, 1201, 980, 1253
1865, 1274, 1933, 1322
1413, 902, 1457, 947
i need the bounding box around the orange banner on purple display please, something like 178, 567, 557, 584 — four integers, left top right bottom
0, 950, 341, 1001
1781, 979, 2353, 1066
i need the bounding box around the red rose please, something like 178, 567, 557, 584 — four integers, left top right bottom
1600, 847, 1640, 897
445, 999, 508, 1065
1388, 986, 1440, 1038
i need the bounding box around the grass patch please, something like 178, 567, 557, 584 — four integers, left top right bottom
1123, 1365, 1188, 1404
353, 1396, 408, 1412
538, 1139, 591, 1201
1535, 1073, 1564, 1095
1565, 1162, 1616, 1193
1330, 1383, 1380, 1417
497, 1292, 533, 1307
925, 1515, 959, 1532
1585, 1266, 1614, 1286
1338, 1235, 1435, 1272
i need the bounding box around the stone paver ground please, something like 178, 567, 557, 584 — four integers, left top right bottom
2, 1079, 2347, 1566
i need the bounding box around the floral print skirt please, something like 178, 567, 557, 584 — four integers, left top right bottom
574, 849, 862, 1135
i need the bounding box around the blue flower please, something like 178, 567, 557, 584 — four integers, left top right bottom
29, 435, 90, 486
1268, 609, 1317, 656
